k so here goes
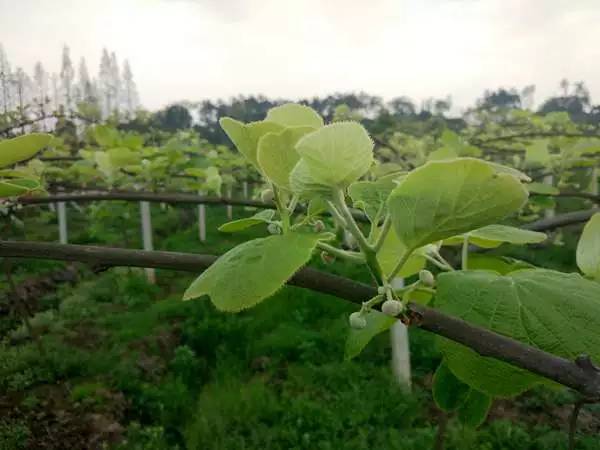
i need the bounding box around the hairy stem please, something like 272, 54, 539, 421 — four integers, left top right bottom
372, 214, 392, 252
317, 242, 365, 264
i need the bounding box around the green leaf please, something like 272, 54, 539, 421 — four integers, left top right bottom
183, 233, 320, 311
307, 197, 329, 217
219, 118, 284, 169
265, 103, 324, 128
388, 158, 528, 250
427, 147, 457, 161
94, 125, 120, 147
0, 178, 41, 197
294, 122, 374, 189
432, 361, 470, 412
466, 254, 535, 275
257, 127, 314, 189
457, 389, 492, 428
218, 210, 275, 233
0, 134, 53, 168
486, 162, 531, 182
107, 148, 141, 167
525, 140, 550, 167
289, 159, 333, 198
527, 182, 559, 195
348, 173, 402, 222
576, 213, 600, 280
436, 269, 600, 396
345, 310, 396, 360
444, 225, 546, 249
377, 228, 426, 278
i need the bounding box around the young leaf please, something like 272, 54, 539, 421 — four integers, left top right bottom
466, 254, 534, 275
348, 174, 402, 222
265, 103, 324, 128
576, 213, 600, 280
525, 140, 550, 167
257, 126, 314, 189
527, 182, 559, 195
444, 225, 546, 249
183, 233, 320, 311
0, 178, 41, 197
457, 389, 492, 428
218, 210, 275, 233
432, 361, 470, 412
345, 310, 396, 360
0, 134, 53, 168
294, 122, 374, 189
219, 118, 283, 169
387, 158, 528, 250
377, 228, 426, 278
435, 269, 600, 396
289, 159, 334, 198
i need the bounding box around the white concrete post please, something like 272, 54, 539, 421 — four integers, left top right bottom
544, 174, 555, 219
390, 277, 412, 391
140, 201, 156, 284
226, 187, 233, 220
198, 191, 206, 242
57, 202, 68, 244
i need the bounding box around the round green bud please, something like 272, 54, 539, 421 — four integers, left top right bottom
313, 220, 325, 233
261, 188, 274, 203
381, 299, 403, 317
377, 286, 387, 295
419, 269, 435, 287
349, 312, 367, 329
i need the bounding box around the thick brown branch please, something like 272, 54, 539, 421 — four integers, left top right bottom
1, 240, 600, 398
523, 208, 600, 231
17, 191, 597, 232
18, 191, 270, 209
471, 131, 600, 145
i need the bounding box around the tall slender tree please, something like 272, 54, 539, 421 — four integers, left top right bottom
98, 48, 113, 118
0, 43, 13, 115
60, 45, 75, 113
121, 59, 139, 117
33, 62, 48, 119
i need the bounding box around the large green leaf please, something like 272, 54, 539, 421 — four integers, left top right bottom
257, 127, 314, 189
265, 103, 323, 128
435, 269, 600, 396
432, 361, 471, 412
183, 233, 320, 311
294, 122, 374, 189
219, 118, 283, 169
444, 225, 546, 249
0, 134, 53, 168
576, 213, 600, 280
388, 158, 528, 250
345, 310, 396, 360
218, 210, 275, 233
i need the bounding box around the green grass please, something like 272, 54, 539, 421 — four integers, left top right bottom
0, 203, 598, 449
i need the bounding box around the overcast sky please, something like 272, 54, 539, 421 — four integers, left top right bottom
1, 0, 598, 112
